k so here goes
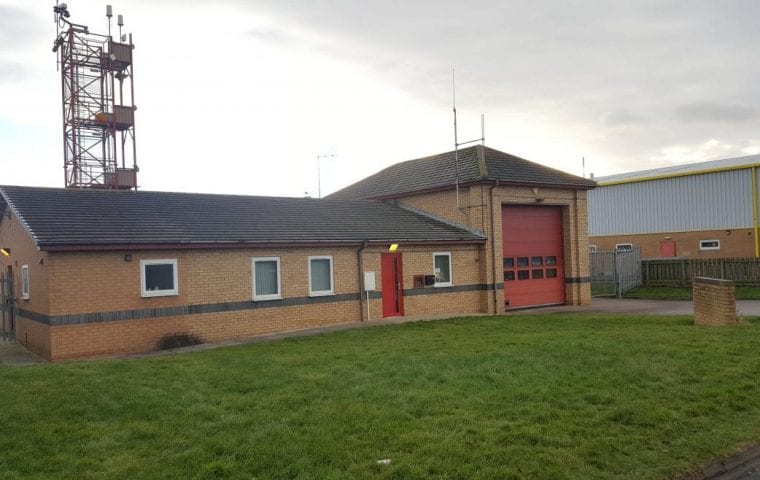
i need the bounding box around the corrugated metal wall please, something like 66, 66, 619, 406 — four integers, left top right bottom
588, 169, 754, 236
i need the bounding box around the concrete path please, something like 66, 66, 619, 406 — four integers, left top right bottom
0, 341, 45, 366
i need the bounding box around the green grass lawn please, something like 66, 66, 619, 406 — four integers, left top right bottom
624, 285, 760, 300
2, 315, 760, 479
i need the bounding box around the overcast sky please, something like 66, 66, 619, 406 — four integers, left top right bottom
1, 0, 759, 196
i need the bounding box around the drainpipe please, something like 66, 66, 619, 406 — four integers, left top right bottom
490, 180, 500, 314
357, 240, 369, 321
753, 167, 759, 257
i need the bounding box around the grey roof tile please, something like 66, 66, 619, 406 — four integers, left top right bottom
0, 186, 485, 249
328, 145, 596, 200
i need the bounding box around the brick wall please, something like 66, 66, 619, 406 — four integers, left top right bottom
693, 277, 737, 326
40, 244, 483, 360
0, 213, 51, 357
590, 228, 755, 259
400, 184, 592, 312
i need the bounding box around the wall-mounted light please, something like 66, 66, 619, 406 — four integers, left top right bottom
388, 243, 399, 252
0, 248, 10, 257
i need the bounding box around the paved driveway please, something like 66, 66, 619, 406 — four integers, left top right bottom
508, 297, 760, 316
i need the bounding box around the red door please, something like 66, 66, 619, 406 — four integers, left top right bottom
381, 253, 404, 317
502, 205, 565, 309
659, 240, 676, 257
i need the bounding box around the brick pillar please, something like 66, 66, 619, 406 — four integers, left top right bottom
693, 277, 737, 326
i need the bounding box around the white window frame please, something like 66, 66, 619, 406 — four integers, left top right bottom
140, 259, 179, 298
308, 255, 334, 297
252, 257, 282, 301
615, 243, 633, 252
433, 252, 453, 287
588, 245, 598, 253
21, 264, 29, 300
699, 239, 721, 251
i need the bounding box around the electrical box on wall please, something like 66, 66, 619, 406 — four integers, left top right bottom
424, 275, 436, 286
363, 271, 375, 291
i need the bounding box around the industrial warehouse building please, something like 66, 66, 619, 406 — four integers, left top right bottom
0, 145, 595, 360
588, 154, 760, 258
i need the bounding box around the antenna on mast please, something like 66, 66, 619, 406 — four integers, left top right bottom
452, 68, 485, 210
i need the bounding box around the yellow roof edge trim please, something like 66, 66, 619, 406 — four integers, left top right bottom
598, 163, 760, 186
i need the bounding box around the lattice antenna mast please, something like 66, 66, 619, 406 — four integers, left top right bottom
52, 3, 138, 190
452, 69, 485, 210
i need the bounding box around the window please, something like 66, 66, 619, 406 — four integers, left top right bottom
531, 256, 543, 266
308, 256, 334, 296
433, 252, 452, 287
616, 243, 633, 252
699, 240, 720, 251
517, 270, 530, 280
546, 268, 557, 278
545, 256, 557, 266
140, 259, 178, 297
532, 269, 544, 279
252, 257, 281, 301
589, 245, 598, 253
517, 257, 529, 267
504, 271, 515, 281
21, 265, 29, 300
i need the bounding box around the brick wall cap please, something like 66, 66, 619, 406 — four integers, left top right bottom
693, 277, 735, 287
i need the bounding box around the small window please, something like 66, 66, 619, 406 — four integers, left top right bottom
433, 252, 452, 286
253, 257, 281, 301
545, 256, 557, 266
546, 268, 558, 278
517, 270, 530, 280
699, 240, 720, 251
517, 257, 529, 267
589, 245, 598, 253
503, 257, 514, 268
504, 271, 515, 281
532, 269, 544, 279
531, 256, 543, 266
140, 259, 178, 297
308, 256, 334, 296
21, 265, 29, 300
615, 243, 633, 252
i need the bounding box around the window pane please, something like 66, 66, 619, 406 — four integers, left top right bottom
531, 256, 543, 266
145, 264, 174, 291
310, 259, 332, 292
517, 270, 529, 280
21, 267, 29, 297
545, 256, 557, 266
532, 269, 544, 279
504, 271, 515, 281
255, 261, 278, 296
503, 257, 514, 268
517, 257, 529, 267
546, 268, 557, 278
434, 255, 451, 283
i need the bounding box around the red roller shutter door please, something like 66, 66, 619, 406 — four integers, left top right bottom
502, 205, 565, 309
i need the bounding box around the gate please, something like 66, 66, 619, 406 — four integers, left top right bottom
1, 271, 16, 341
590, 248, 642, 297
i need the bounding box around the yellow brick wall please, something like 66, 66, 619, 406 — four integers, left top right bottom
693, 277, 737, 325
0, 213, 51, 357
42, 244, 483, 360
400, 185, 592, 312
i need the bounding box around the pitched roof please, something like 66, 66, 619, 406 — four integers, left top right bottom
327, 145, 596, 200
0, 186, 484, 251
595, 154, 760, 186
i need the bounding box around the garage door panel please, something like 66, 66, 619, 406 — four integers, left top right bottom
502, 205, 565, 309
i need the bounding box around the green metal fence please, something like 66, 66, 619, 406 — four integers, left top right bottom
642, 257, 760, 287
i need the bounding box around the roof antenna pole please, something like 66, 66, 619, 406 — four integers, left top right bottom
582, 156, 586, 178
316, 153, 337, 199
453, 68, 461, 210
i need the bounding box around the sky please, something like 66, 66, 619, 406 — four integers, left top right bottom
1, 0, 759, 197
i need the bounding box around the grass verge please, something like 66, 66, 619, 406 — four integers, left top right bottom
1, 314, 760, 479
